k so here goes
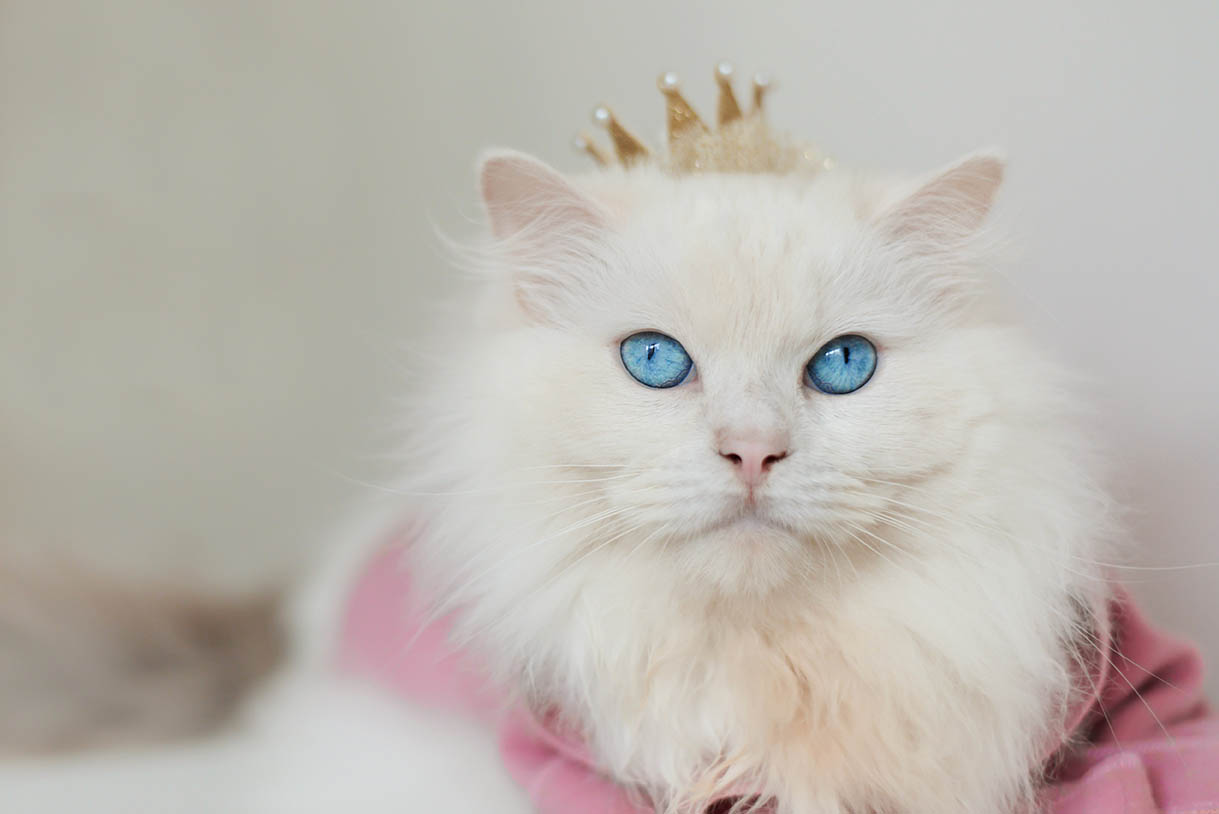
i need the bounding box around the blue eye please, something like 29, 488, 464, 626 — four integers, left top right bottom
620, 331, 694, 389
806, 334, 877, 394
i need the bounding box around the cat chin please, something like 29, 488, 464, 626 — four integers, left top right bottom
674, 517, 812, 598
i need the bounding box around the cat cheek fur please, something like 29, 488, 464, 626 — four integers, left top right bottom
400, 151, 1111, 813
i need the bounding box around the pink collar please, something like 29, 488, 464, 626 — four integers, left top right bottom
338, 544, 1218, 813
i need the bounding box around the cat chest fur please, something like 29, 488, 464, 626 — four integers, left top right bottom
518, 545, 1074, 814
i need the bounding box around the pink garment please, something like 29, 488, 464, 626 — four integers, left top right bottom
338, 545, 1219, 813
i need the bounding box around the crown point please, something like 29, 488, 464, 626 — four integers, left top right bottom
591, 105, 649, 165
716, 61, 743, 126
751, 72, 773, 113
574, 132, 611, 167
660, 73, 709, 143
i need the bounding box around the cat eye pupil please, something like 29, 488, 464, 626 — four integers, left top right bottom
646, 344, 656, 361
806, 334, 877, 395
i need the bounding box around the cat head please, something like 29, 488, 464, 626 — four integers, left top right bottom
398, 145, 1106, 814
410, 149, 1049, 603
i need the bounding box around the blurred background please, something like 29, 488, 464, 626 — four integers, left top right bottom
1, 0, 1216, 692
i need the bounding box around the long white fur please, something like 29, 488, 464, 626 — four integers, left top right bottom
394, 151, 1114, 813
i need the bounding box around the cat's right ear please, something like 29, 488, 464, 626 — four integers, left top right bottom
480, 150, 605, 241
478, 150, 609, 322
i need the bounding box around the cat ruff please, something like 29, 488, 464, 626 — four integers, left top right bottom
339, 539, 1219, 814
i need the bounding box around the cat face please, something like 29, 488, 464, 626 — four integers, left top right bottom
455, 152, 1007, 597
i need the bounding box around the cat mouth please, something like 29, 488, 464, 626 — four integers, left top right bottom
698, 502, 790, 536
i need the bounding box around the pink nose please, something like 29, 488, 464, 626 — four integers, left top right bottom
718, 437, 789, 488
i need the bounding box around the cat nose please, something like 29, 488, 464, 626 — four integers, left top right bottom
718, 435, 789, 488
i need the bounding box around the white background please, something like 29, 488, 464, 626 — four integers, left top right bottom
2, 0, 1216, 694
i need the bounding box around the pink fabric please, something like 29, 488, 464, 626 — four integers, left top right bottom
338, 545, 1219, 813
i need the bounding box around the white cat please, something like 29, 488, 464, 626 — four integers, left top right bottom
370, 148, 1112, 813
0, 143, 1113, 813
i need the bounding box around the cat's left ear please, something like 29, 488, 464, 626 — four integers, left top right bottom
478, 150, 610, 321
876, 151, 1005, 247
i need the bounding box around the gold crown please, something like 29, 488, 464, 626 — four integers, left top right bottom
574, 62, 834, 176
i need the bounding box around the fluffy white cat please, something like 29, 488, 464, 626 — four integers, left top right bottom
0, 146, 1112, 814
368, 150, 1112, 813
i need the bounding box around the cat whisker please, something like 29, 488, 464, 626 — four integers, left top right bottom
852, 474, 1219, 574
409, 507, 646, 650
838, 480, 1103, 566
409, 499, 658, 633
333, 470, 644, 498
618, 522, 675, 569
444, 519, 662, 648
508, 463, 631, 471
840, 522, 920, 578
863, 506, 1109, 585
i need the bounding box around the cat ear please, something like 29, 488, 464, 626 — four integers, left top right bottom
877, 151, 1005, 247
478, 150, 609, 321
479, 149, 606, 240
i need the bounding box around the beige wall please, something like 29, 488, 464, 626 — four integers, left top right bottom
2, 0, 1217, 691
